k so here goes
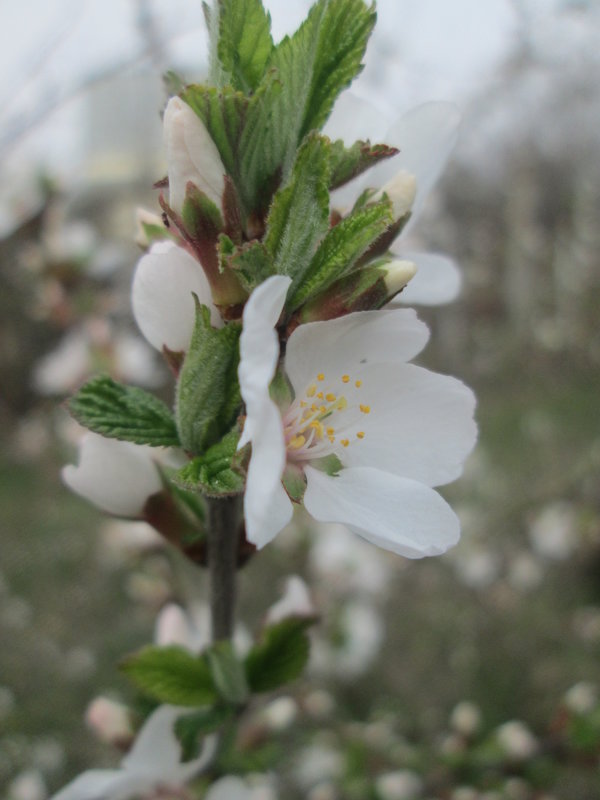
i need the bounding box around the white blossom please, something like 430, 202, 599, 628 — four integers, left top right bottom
265, 576, 315, 625
238, 275, 477, 557
50, 706, 216, 800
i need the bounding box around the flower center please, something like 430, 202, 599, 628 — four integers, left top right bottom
282, 371, 371, 462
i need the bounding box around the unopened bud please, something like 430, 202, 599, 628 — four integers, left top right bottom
383, 259, 417, 296
372, 170, 417, 219
134, 208, 168, 249
164, 97, 226, 215
85, 697, 133, 746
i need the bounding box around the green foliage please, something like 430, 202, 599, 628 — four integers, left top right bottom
68, 375, 180, 447
217, 0, 274, 92
264, 133, 331, 295
121, 646, 218, 706
287, 199, 393, 310
205, 641, 249, 704
175, 706, 234, 761
299, 0, 376, 137
174, 426, 245, 496
176, 302, 242, 456
181, 184, 224, 241
245, 616, 317, 693
181, 84, 249, 191
329, 139, 398, 190
219, 236, 275, 293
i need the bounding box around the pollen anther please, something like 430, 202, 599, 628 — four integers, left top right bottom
341, 439, 349, 447
342, 375, 350, 383
357, 431, 365, 439
360, 404, 370, 414
317, 373, 325, 381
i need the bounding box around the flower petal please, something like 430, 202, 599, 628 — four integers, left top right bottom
49, 769, 142, 800
238, 275, 291, 447
243, 396, 293, 548
265, 576, 314, 625
62, 433, 162, 517
375, 102, 461, 232
304, 465, 460, 558
335, 363, 477, 486
132, 241, 220, 352
238, 276, 294, 547
391, 251, 462, 306
285, 308, 429, 396
123, 705, 216, 783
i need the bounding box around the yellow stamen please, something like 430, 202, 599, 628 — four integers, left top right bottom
360, 404, 370, 414
306, 385, 317, 397
355, 380, 362, 388
325, 393, 336, 402
317, 391, 324, 399
326, 427, 335, 436
311, 403, 318, 412
341, 439, 349, 447
328, 436, 335, 443
317, 373, 325, 381
319, 405, 326, 413
342, 375, 350, 383
300, 400, 307, 408
357, 431, 365, 439
309, 420, 324, 438
289, 435, 306, 450
336, 397, 348, 411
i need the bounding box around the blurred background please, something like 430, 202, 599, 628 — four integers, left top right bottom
1, 1, 600, 798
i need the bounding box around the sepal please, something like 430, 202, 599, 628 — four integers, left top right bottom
329, 138, 398, 190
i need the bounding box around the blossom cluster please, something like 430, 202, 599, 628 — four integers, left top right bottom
56, 0, 477, 796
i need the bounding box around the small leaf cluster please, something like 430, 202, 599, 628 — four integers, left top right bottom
121, 614, 317, 759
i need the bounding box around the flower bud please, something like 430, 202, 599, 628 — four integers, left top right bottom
85, 697, 133, 746
132, 240, 222, 353
265, 576, 315, 625
383, 259, 417, 296
62, 433, 163, 517
372, 169, 417, 219
295, 260, 415, 326
164, 97, 226, 215
134, 207, 168, 249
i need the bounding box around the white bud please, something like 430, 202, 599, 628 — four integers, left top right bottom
132, 240, 222, 352
8, 769, 47, 800
164, 96, 226, 214
265, 576, 315, 625
450, 701, 481, 737
564, 681, 597, 714
261, 696, 298, 731
134, 207, 166, 248
384, 260, 417, 295
375, 770, 423, 800
496, 720, 538, 761
373, 170, 417, 219
62, 433, 163, 517
85, 697, 133, 745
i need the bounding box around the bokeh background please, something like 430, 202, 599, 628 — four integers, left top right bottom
1, 1, 600, 798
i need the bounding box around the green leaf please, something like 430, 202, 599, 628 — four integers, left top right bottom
175, 706, 234, 762
68, 375, 180, 447
205, 641, 249, 704
181, 84, 248, 190
121, 646, 218, 706
287, 199, 393, 311
217, 0, 274, 92
329, 138, 398, 190
174, 426, 245, 496
219, 236, 275, 294
300, 0, 376, 137
264, 132, 330, 296
245, 617, 317, 693
176, 302, 242, 455
181, 183, 224, 241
